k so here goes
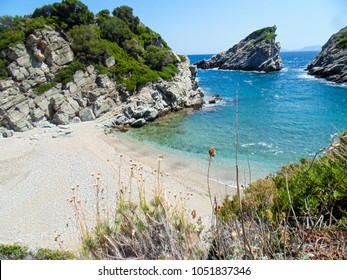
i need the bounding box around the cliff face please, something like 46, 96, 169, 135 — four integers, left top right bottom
306, 26, 347, 83
196, 26, 282, 72
0, 29, 203, 135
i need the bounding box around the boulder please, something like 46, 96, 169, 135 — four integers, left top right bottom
96, 75, 114, 88
131, 118, 146, 128
104, 56, 115, 68
31, 108, 46, 122
78, 107, 96, 122
0, 80, 15, 91
52, 112, 70, 125
143, 108, 158, 121
2, 129, 14, 138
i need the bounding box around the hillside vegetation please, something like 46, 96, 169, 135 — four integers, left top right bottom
0, 0, 180, 90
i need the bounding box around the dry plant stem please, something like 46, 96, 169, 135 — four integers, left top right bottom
235, 88, 254, 260
247, 129, 252, 184
94, 174, 101, 225
207, 155, 214, 211
285, 174, 299, 227
118, 154, 123, 191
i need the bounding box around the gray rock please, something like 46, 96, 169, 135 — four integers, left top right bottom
31, 108, 46, 122
73, 70, 85, 84
96, 75, 113, 88
115, 114, 128, 125
143, 108, 158, 121
66, 82, 78, 94
124, 104, 135, 118
0, 80, 15, 91
52, 112, 70, 125
16, 103, 30, 117
307, 26, 347, 83
131, 118, 146, 128
195, 26, 282, 72
5, 44, 27, 60
86, 65, 95, 75
4, 109, 33, 131
93, 100, 111, 118
71, 116, 82, 124
104, 56, 115, 68
2, 130, 14, 138
78, 107, 96, 122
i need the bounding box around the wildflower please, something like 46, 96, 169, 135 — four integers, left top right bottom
214, 205, 222, 214
191, 210, 197, 219
209, 147, 216, 157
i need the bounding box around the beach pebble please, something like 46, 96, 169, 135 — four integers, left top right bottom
2, 130, 14, 138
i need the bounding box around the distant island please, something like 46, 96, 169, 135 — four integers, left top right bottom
281, 45, 322, 52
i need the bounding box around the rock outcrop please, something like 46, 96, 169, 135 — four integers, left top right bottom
306, 26, 347, 83
103, 62, 203, 129
0, 29, 203, 134
195, 26, 282, 72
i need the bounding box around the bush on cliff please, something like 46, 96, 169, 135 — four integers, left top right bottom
0, 58, 9, 79
67, 25, 110, 64
0, 16, 46, 49
0, 1, 180, 91
32, 0, 94, 31
223, 133, 347, 227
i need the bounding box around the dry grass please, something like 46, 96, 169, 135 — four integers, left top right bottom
68, 133, 346, 260
70, 156, 206, 260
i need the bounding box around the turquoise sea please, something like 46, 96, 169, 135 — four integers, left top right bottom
126, 52, 347, 185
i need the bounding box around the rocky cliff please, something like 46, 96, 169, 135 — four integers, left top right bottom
0, 28, 203, 136
195, 26, 282, 72
306, 26, 347, 83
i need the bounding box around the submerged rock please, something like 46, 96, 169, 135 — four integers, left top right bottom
195, 26, 282, 72
306, 26, 347, 83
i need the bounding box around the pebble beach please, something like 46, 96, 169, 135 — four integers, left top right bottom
0, 120, 234, 250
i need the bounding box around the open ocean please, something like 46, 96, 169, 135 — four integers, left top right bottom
126, 52, 347, 185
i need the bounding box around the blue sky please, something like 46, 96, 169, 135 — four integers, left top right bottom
1, 0, 346, 54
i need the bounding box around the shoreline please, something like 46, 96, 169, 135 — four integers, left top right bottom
0, 121, 236, 250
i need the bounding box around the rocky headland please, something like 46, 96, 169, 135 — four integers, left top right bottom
306, 26, 347, 83
0, 28, 203, 137
195, 26, 283, 72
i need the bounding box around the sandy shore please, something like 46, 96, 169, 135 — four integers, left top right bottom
0, 120, 235, 251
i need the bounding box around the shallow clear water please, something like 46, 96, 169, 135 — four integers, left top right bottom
126, 52, 347, 184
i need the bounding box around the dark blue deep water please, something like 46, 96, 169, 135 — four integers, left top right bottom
127, 52, 347, 184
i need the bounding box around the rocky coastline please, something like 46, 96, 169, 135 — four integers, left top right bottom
195, 26, 283, 72
0, 28, 203, 138
306, 26, 347, 83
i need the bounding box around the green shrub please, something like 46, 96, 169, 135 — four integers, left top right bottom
0, 244, 75, 260
100, 16, 132, 45
112, 5, 140, 34
0, 58, 9, 79
36, 248, 75, 260
224, 132, 347, 226
32, 0, 94, 31
177, 55, 187, 62
0, 244, 30, 260
33, 82, 54, 94
336, 32, 347, 48
67, 25, 109, 64
53, 61, 86, 84
0, 16, 46, 50
159, 64, 180, 80
144, 45, 173, 71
